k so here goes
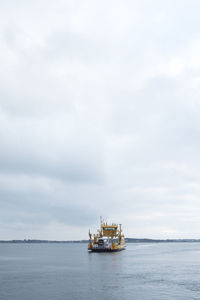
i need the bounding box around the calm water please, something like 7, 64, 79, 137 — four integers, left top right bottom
1, 243, 200, 300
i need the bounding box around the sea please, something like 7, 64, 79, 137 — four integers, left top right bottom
1, 242, 200, 300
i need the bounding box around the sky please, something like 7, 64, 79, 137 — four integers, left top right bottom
1, 0, 200, 240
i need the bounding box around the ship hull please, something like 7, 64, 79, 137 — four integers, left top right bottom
89, 247, 126, 252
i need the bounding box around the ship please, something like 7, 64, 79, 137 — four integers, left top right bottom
88, 217, 126, 252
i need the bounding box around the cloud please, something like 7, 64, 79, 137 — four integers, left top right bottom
1, 0, 200, 239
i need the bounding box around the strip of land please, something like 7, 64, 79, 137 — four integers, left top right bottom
1, 238, 200, 243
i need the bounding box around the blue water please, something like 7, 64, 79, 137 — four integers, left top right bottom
0, 243, 200, 300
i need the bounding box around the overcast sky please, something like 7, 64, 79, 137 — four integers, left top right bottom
1, 0, 200, 240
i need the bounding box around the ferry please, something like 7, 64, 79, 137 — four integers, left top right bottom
88, 217, 126, 252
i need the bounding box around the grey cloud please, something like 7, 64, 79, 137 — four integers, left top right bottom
1, 0, 200, 239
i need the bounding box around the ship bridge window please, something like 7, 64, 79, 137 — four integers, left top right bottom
103, 227, 116, 230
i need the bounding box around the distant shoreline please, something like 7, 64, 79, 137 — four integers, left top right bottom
1, 238, 200, 243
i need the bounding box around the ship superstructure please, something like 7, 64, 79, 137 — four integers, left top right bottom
88, 217, 126, 252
